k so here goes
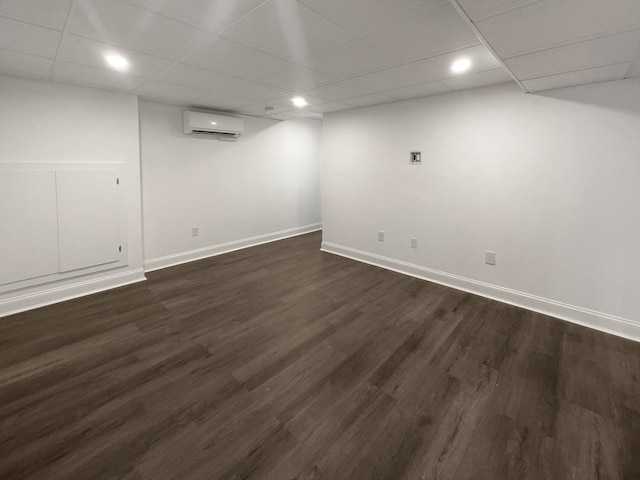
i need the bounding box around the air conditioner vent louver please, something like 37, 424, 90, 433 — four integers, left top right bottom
191, 130, 218, 135
191, 130, 236, 137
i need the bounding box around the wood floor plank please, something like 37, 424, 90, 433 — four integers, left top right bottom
0, 231, 638, 480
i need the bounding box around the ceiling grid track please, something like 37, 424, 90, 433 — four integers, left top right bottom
625, 42, 640, 78
48, 0, 80, 82
448, 0, 529, 93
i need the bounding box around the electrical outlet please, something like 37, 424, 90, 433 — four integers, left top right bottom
378, 231, 385, 242
411, 237, 418, 249
192, 226, 199, 237
485, 251, 496, 265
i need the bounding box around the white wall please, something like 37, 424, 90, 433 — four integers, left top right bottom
0, 75, 144, 315
322, 79, 640, 340
140, 101, 322, 269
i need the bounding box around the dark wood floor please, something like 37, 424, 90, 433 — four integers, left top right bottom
1, 231, 638, 480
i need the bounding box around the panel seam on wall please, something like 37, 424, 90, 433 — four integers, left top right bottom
54, 171, 62, 272
321, 241, 639, 342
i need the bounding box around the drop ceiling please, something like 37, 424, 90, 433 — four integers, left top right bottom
454, 0, 640, 92
0, 0, 638, 120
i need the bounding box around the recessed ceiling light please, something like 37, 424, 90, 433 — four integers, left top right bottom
211, 121, 217, 125
104, 53, 130, 72
292, 96, 308, 108
451, 58, 471, 74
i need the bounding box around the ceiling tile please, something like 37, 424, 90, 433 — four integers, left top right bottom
234, 106, 272, 116
522, 63, 631, 93
476, 0, 640, 58
277, 108, 322, 119
182, 36, 287, 79
264, 113, 296, 121
190, 92, 251, 110
345, 93, 398, 107
229, 80, 289, 100
58, 35, 172, 78
298, 39, 397, 78
124, 0, 262, 33
384, 81, 453, 100
156, 62, 243, 92
219, 0, 355, 59
254, 63, 336, 90
0, 49, 53, 79
234, 103, 292, 116
456, 0, 539, 22
627, 48, 640, 78
348, 64, 423, 91
53, 61, 145, 91
70, 0, 211, 59
0, 0, 71, 31
308, 102, 352, 113
0, 17, 61, 58
158, 63, 287, 100
365, 2, 480, 63
506, 30, 640, 80
134, 80, 205, 104
299, 0, 441, 35
303, 81, 372, 101
349, 45, 501, 91
441, 67, 514, 90
270, 93, 329, 108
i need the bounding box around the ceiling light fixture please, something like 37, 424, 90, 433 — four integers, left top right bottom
451, 58, 471, 74
292, 96, 308, 108
105, 53, 130, 72
211, 121, 217, 125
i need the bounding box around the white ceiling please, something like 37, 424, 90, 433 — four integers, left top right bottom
0, 0, 638, 119
455, 0, 640, 93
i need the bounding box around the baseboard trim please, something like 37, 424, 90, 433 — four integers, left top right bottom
321, 241, 639, 342
145, 223, 323, 272
0, 268, 147, 317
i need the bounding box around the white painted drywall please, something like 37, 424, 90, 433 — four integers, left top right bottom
0, 75, 144, 315
322, 79, 640, 334
139, 101, 322, 265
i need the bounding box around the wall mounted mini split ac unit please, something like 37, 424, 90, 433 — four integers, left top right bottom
182, 111, 245, 141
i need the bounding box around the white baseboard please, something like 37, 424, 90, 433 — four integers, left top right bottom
145, 223, 322, 272
321, 241, 639, 342
0, 268, 146, 317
